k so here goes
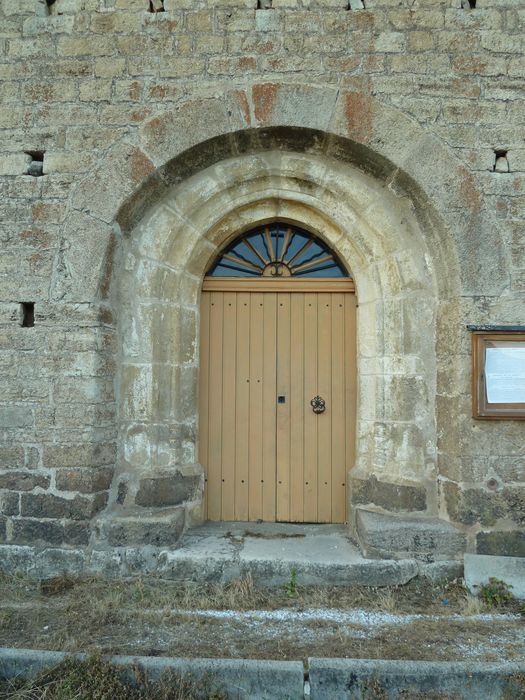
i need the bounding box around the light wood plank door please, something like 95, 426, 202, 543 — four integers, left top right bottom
199, 286, 356, 523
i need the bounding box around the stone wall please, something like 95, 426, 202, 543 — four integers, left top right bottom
0, 0, 523, 567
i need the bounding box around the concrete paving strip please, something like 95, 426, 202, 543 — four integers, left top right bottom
308, 658, 525, 699
2, 648, 525, 700
0, 648, 305, 700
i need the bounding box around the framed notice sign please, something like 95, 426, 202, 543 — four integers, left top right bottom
470, 328, 525, 420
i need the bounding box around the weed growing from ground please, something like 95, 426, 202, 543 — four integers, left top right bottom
478, 578, 514, 609
283, 568, 298, 598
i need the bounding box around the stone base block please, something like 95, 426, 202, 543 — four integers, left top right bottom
464, 553, 525, 600
476, 531, 525, 558
96, 507, 186, 547
356, 508, 466, 562
134, 470, 201, 508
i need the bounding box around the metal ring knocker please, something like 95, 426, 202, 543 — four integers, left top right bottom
310, 396, 326, 414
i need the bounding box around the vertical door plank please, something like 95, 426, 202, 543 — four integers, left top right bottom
276, 293, 291, 521
198, 291, 210, 518
289, 292, 305, 522
317, 293, 332, 523
221, 292, 237, 521
235, 292, 250, 520
262, 292, 277, 522
331, 292, 346, 523
303, 293, 318, 522
248, 293, 264, 521
207, 291, 224, 520
345, 294, 357, 502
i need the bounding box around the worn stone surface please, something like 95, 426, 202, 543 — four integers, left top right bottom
355, 508, 466, 562
0, 1, 523, 563
155, 521, 421, 586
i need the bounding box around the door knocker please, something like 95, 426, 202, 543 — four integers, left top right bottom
310, 396, 326, 414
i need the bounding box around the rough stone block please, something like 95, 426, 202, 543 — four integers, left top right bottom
20, 492, 107, 520
43, 443, 116, 469
63, 521, 91, 546
12, 519, 65, 546
102, 508, 185, 547
476, 531, 525, 558
356, 508, 466, 561
443, 482, 525, 527
34, 548, 87, 579
0, 447, 25, 469
0, 472, 50, 491
465, 553, 525, 601
351, 475, 427, 512
135, 472, 200, 508
0, 407, 33, 429
0, 492, 19, 516
55, 467, 114, 494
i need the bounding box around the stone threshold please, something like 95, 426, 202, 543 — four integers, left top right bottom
0, 521, 462, 585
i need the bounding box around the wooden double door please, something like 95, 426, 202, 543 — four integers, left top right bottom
199, 278, 356, 523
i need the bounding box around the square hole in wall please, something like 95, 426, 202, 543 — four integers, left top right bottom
43, 0, 57, 15
25, 151, 45, 177
149, 0, 165, 12
20, 302, 35, 328
494, 149, 510, 173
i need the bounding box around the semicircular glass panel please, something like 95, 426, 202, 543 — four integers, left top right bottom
206, 223, 349, 278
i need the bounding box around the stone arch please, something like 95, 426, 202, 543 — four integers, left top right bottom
56, 82, 512, 541
108, 146, 440, 529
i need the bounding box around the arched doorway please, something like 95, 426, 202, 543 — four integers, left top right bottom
199, 222, 356, 523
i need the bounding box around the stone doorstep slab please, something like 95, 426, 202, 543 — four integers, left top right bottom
355, 508, 467, 561
0, 648, 304, 700
308, 658, 525, 700
464, 553, 525, 600
156, 521, 422, 586
158, 549, 421, 587
2, 649, 525, 700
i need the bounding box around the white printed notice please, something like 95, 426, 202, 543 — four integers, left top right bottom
485, 346, 525, 404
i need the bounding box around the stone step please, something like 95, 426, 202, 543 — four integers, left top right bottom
153, 521, 422, 586
355, 508, 467, 562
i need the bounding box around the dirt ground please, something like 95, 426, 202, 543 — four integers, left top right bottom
1, 574, 524, 663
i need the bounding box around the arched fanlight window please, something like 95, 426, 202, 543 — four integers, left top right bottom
207, 223, 349, 278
